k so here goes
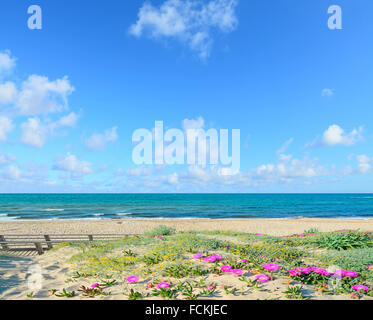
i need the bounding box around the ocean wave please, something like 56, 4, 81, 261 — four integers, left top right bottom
42, 208, 64, 212
115, 212, 133, 216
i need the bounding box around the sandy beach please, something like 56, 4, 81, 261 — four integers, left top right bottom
1, 218, 373, 236
1, 219, 373, 300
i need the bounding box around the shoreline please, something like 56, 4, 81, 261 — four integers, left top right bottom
1, 218, 373, 236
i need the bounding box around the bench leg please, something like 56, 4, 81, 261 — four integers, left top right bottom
0, 235, 9, 251
44, 235, 53, 250
34, 242, 44, 255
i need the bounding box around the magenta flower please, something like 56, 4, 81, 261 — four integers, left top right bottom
207, 285, 215, 291
126, 275, 139, 283
288, 269, 301, 276
193, 253, 203, 259
352, 285, 369, 293
157, 282, 170, 289
367, 265, 373, 270
256, 233, 263, 236
232, 269, 243, 276
91, 283, 99, 288
333, 270, 347, 279
344, 270, 359, 278
241, 259, 248, 263
212, 254, 222, 260
311, 267, 330, 276
295, 267, 312, 274
157, 235, 163, 239
263, 263, 280, 272
220, 265, 232, 272
299, 234, 306, 237
255, 274, 270, 283
204, 256, 217, 263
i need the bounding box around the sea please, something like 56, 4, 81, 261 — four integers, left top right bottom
0, 194, 373, 221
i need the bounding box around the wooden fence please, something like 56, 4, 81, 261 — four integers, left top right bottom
0, 234, 138, 255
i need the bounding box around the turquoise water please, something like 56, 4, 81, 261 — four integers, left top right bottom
0, 194, 373, 220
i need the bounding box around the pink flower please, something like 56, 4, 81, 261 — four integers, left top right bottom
207, 285, 215, 291
258, 254, 266, 258
352, 285, 369, 293
263, 263, 280, 272
146, 282, 153, 289
367, 265, 373, 270
241, 259, 248, 263
311, 267, 330, 276
344, 270, 359, 278
289, 269, 301, 276
126, 275, 139, 283
91, 283, 99, 288
343, 233, 349, 235
295, 267, 312, 274
256, 233, 263, 236
333, 270, 346, 279
157, 235, 163, 239
212, 254, 222, 260
232, 269, 243, 276
309, 233, 316, 236
255, 274, 270, 283
299, 234, 306, 237
149, 236, 154, 238
193, 253, 203, 259
157, 282, 170, 289
204, 256, 217, 263
220, 265, 232, 272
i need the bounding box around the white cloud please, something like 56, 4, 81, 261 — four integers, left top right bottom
277, 138, 293, 155
21, 117, 47, 148
357, 154, 372, 174
322, 124, 363, 146
254, 157, 328, 182
16, 75, 74, 115
20, 112, 80, 148
55, 112, 79, 127
3, 165, 21, 180
0, 153, 16, 167
0, 116, 14, 141
0, 50, 16, 75
0, 81, 17, 105
129, 0, 238, 59
53, 153, 92, 178
85, 127, 118, 151
321, 88, 334, 97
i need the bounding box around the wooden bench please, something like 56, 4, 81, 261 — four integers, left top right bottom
0, 234, 138, 255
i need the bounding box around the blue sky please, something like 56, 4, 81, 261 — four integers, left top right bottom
0, 0, 373, 193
